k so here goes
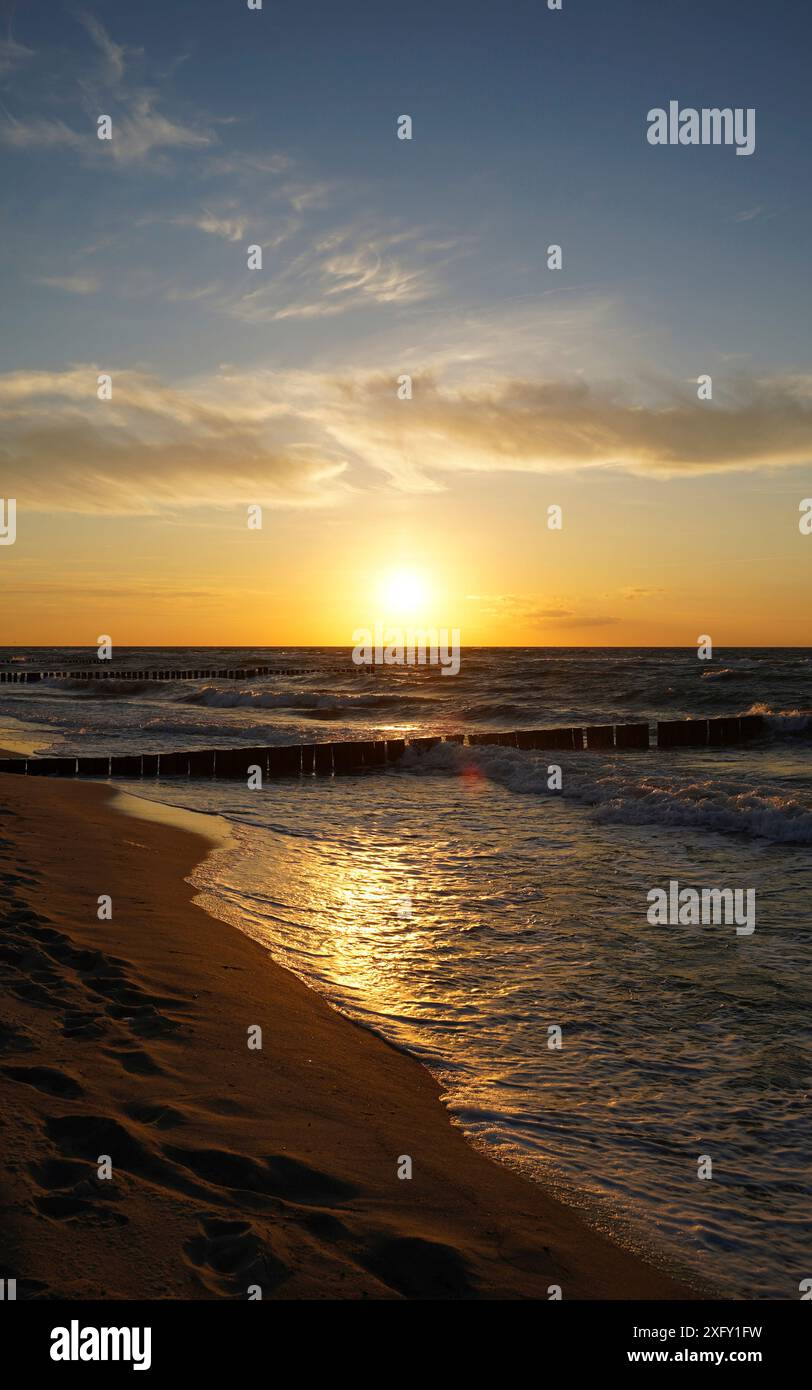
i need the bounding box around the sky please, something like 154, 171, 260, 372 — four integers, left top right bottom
0, 0, 810, 646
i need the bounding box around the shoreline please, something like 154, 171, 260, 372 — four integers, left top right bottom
0, 772, 701, 1299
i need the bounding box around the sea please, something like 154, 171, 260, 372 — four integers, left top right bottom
1, 645, 809, 1298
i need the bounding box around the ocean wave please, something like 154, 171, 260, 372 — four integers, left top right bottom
137, 717, 293, 741
458, 700, 533, 722
741, 703, 812, 735
179, 685, 421, 713
41, 677, 163, 697
589, 781, 812, 843
401, 743, 812, 844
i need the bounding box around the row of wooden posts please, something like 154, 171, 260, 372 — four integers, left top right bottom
0, 714, 768, 779
0, 666, 340, 683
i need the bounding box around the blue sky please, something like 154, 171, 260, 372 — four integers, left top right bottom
2, 0, 811, 376
0, 0, 810, 644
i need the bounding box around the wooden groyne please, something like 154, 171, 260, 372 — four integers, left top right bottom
0, 665, 359, 683
0, 715, 774, 779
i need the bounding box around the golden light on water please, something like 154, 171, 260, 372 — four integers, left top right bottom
265, 835, 426, 1020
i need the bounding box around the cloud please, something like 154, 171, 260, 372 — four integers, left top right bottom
202, 151, 290, 180
104, 92, 214, 165
0, 36, 34, 75
0, 367, 349, 514
0, 92, 213, 169
0, 16, 214, 169
34, 274, 100, 294
77, 10, 129, 84
464, 593, 549, 618
536, 614, 619, 628
322, 248, 429, 305
0, 115, 84, 150
175, 210, 247, 243
283, 180, 333, 213
226, 230, 440, 323
620, 586, 665, 600
319, 372, 812, 486
463, 595, 617, 628
0, 579, 229, 604
2, 361, 810, 518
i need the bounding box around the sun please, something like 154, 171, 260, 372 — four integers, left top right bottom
379, 568, 430, 620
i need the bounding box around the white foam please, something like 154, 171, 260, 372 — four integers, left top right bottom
404, 742, 812, 844
180, 685, 394, 711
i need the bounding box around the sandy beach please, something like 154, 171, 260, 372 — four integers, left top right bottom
0, 769, 699, 1300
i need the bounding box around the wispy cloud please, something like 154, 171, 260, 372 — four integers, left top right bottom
285, 180, 333, 213
0, 114, 84, 150
202, 151, 290, 180
226, 227, 447, 323
0, 94, 212, 168
0, 14, 214, 169
104, 92, 213, 166
463, 595, 618, 628
34, 274, 100, 294
542, 614, 619, 629
0, 578, 229, 605
174, 210, 247, 242
77, 9, 131, 84
2, 359, 810, 517
318, 371, 812, 487
0, 35, 34, 76
620, 586, 666, 600
0, 366, 349, 514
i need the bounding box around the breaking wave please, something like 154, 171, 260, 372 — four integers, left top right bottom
179, 685, 419, 713
741, 703, 812, 736
41, 677, 163, 697
401, 742, 812, 844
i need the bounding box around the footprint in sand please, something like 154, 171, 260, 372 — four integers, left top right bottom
42, 1113, 218, 1204
102, 1045, 164, 1076
358, 1234, 476, 1300
164, 1146, 358, 1206
122, 1100, 188, 1130
61, 1009, 107, 1040
183, 1214, 289, 1296
105, 1001, 182, 1039
10, 980, 72, 1010
29, 1155, 128, 1227
0, 1019, 35, 1053
31, 1156, 96, 1189
1, 1064, 84, 1098
44, 1113, 154, 1170
33, 1191, 129, 1226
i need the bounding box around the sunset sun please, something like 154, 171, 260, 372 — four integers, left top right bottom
378, 568, 431, 620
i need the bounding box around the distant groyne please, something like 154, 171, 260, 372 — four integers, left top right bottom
0, 714, 774, 779
0, 664, 358, 683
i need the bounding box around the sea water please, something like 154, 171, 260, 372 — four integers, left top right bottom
1, 646, 809, 1296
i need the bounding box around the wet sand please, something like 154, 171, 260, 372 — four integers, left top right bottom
0, 772, 699, 1299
